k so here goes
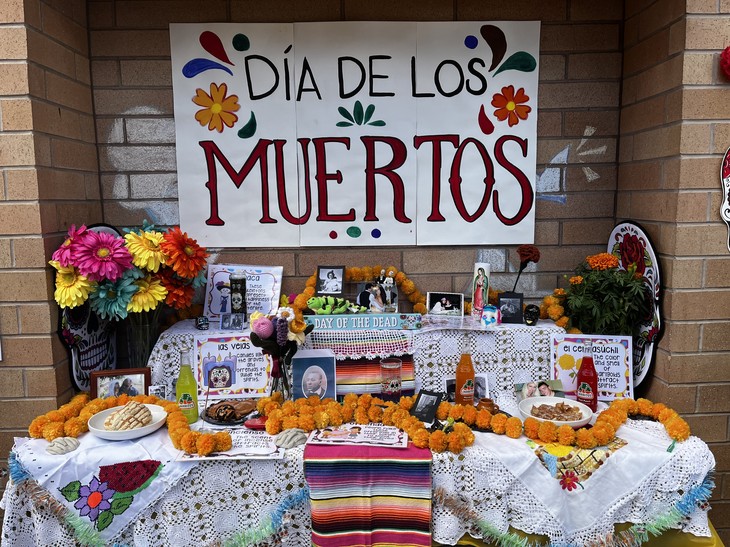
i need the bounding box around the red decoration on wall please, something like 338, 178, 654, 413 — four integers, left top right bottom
720, 46, 730, 79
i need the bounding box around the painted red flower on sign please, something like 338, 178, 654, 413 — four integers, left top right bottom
619, 233, 646, 278
491, 85, 531, 127
559, 470, 582, 491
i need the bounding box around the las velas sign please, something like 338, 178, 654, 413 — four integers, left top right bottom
170, 22, 540, 247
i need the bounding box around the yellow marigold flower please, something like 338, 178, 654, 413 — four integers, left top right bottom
49, 260, 94, 308
586, 253, 619, 271
127, 274, 167, 313
547, 304, 564, 321
213, 431, 233, 452
569, 275, 584, 285
124, 230, 166, 272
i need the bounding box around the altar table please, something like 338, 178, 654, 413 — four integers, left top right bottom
1, 418, 716, 546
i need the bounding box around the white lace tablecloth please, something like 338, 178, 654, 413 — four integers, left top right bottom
1, 420, 714, 546
148, 319, 564, 416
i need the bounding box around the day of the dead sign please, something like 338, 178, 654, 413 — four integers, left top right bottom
170, 22, 540, 247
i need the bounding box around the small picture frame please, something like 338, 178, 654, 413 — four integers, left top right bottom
316, 265, 345, 296
148, 384, 168, 401
90, 368, 151, 399
411, 390, 443, 423
515, 379, 566, 401
426, 292, 464, 316
220, 313, 246, 330
498, 291, 523, 324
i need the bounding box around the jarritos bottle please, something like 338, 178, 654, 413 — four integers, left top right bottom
176, 348, 199, 424
576, 339, 598, 412
455, 352, 476, 406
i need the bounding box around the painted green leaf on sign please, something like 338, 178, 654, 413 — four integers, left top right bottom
494, 51, 537, 76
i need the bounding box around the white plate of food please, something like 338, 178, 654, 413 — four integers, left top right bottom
518, 396, 592, 429
88, 404, 168, 441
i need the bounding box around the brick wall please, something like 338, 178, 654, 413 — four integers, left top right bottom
0, 0, 99, 499
618, 0, 730, 539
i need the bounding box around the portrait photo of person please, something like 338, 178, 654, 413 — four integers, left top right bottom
303, 366, 327, 399
316, 266, 344, 296
90, 368, 150, 399
118, 377, 139, 396
426, 292, 464, 316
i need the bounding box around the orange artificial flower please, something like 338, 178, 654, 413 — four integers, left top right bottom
160, 227, 208, 279
491, 85, 531, 127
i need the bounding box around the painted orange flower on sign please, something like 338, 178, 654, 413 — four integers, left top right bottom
491, 85, 531, 127
193, 82, 240, 132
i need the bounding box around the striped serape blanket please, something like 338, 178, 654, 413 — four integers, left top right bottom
336, 355, 415, 395
304, 442, 432, 547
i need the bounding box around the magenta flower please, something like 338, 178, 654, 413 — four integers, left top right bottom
75, 230, 133, 282
73, 476, 115, 522
51, 224, 88, 267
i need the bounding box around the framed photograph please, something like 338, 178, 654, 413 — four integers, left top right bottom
426, 292, 464, 316
498, 291, 523, 324
316, 265, 345, 296
411, 390, 443, 422
148, 384, 168, 401
291, 349, 337, 400
220, 313, 245, 330
90, 368, 151, 399
514, 379, 566, 401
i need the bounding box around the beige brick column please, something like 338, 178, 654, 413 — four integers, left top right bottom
0, 0, 100, 496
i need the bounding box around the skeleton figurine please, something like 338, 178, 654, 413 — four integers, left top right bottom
60, 301, 117, 391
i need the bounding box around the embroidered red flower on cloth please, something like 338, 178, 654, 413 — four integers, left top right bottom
559, 469, 582, 491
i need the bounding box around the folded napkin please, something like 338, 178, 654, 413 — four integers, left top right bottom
304, 442, 432, 547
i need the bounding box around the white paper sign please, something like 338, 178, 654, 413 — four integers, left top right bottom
550, 334, 633, 401
170, 21, 540, 247
204, 264, 283, 320
194, 334, 272, 402
178, 428, 284, 460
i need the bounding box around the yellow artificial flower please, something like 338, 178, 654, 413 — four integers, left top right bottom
124, 231, 167, 273
127, 274, 167, 313
49, 260, 95, 308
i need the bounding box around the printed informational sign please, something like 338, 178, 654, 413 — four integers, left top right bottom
550, 334, 633, 401
194, 334, 272, 406
178, 428, 284, 461
303, 313, 422, 331
170, 21, 540, 247
307, 423, 408, 448
204, 264, 283, 320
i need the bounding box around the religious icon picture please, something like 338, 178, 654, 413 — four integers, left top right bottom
316, 265, 345, 297
471, 263, 490, 319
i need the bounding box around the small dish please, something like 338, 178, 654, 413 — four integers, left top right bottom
88, 404, 167, 441
518, 396, 592, 429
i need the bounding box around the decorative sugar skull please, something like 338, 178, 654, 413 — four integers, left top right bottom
203, 355, 237, 389
60, 301, 117, 392
209, 365, 232, 388
524, 304, 541, 326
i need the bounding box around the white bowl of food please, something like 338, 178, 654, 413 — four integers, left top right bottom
518, 396, 592, 429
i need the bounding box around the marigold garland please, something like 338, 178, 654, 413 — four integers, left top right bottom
289, 266, 430, 316
28, 392, 231, 457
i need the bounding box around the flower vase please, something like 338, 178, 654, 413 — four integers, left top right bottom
270, 355, 291, 401
126, 309, 161, 369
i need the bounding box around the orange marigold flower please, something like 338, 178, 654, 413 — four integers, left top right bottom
213, 431, 233, 452
29, 416, 50, 438
196, 433, 217, 456
556, 424, 576, 446
657, 408, 679, 424
42, 421, 66, 442
265, 416, 283, 436
169, 427, 187, 449
394, 271, 407, 284
523, 417, 541, 440
553, 288, 566, 298
45, 410, 65, 423
539, 303, 549, 320
462, 405, 478, 426
491, 413, 508, 434
58, 404, 79, 420
505, 416, 523, 439
569, 276, 584, 285
64, 416, 88, 437
547, 304, 565, 321
398, 396, 415, 411
412, 428, 431, 449
368, 405, 384, 423
436, 401, 451, 421
665, 415, 691, 442
429, 430, 448, 452
400, 279, 416, 295
575, 428, 597, 449
476, 409, 493, 430
586, 253, 619, 271
491, 85, 531, 127
449, 404, 465, 421
413, 303, 427, 314
650, 402, 668, 420
636, 398, 654, 416
555, 316, 569, 328
362, 267, 374, 281
446, 431, 467, 453
282, 416, 299, 430
543, 295, 559, 306
537, 421, 557, 443
567, 327, 583, 334
591, 423, 614, 446
181, 431, 201, 453
298, 414, 316, 432
160, 226, 208, 279
354, 407, 370, 424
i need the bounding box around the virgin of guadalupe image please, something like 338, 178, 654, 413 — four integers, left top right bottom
473, 267, 488, 314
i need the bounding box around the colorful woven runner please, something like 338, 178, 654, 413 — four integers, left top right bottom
304, 442, 432, 547
335, 355, 415, 394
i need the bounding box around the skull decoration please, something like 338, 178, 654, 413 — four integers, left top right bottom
523, 304, 541, 326
60, 301, 117, 392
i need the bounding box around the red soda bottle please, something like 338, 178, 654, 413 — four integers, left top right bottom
576, 340, 598, 411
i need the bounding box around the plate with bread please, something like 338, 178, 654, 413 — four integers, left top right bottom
88, 401, 168, 441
